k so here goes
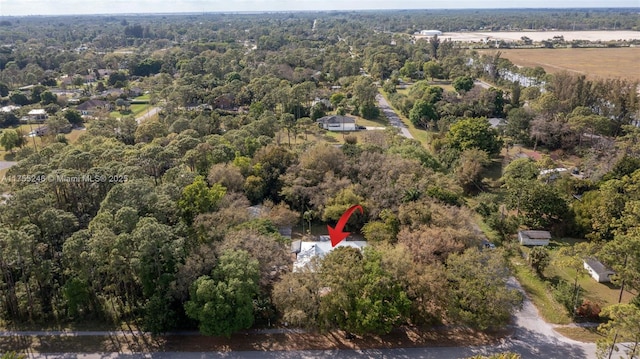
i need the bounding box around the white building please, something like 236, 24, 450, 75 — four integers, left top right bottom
419, 30, 442, 36
316, 115, 358, 132
518, 230, 551, 246
25, 109, 48, 123
583, 258, 615, 283
292, 236, 367, 272
539, 167, 569, 181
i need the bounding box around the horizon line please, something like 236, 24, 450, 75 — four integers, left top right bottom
1, 6, 639, 18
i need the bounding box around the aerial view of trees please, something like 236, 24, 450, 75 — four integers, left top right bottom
0, 9, 638, 354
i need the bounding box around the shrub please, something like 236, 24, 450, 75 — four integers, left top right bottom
553, 279, 583, 316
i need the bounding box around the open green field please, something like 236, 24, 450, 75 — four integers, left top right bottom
133, 94, 151, 102
479, 47, 640, 81
110, 103, 151, 118
398, 80, 456, 95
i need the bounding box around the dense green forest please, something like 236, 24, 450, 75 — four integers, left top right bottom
0, 9, 639, 346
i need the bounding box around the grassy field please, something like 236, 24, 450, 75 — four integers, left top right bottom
479, 48, 640, 81
554, 326, 604, 343
133, 94, 151, 102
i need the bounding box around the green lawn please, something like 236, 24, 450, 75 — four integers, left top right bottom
354, 114, 388, 128
110, 103, 151, 118
554, 326, 604, 343
483, 158, 505, 184
429, 79, 456, 93
133, 93, 151, 102
397, 80, 455, 94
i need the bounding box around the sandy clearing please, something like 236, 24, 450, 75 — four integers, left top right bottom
478, 47, 640, 81
416, 30, 640, 42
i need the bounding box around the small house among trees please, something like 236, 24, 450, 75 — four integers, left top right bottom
76, 99, 113, 116
291, 237, 367, 272
26, 109, 48, 123
583, 257, 615, 283
316, 115, 357, 132
518, 230, 551, 246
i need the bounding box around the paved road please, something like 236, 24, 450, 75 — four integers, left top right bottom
474, 80, 493, 89
375, 94, 413, 139
0, 161, 17, 170
16, 278, 598, 359
135, 107, 160, 124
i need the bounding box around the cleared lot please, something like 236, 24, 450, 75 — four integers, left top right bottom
418, 30, 640, 42
478, 47, 640, 81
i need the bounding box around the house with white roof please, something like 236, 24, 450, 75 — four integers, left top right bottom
316, 115, 357, 132
291, 236, 367, 272
25, 109, 48, 123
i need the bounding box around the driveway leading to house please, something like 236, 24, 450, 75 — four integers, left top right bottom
504, 277, 597, 359
376, 93, 413, 139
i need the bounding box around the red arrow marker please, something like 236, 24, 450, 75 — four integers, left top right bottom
328, 204, 363, 247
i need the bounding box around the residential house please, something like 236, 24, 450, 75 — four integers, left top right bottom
102, 88, 125, 99
291, 236, 367, 272
213, 94, 235, 110
76, 99, 113, 116
317, 115, 357, 132
583, 257, 615, 283
26, 109, 48, 123
539, 168, 569, 181
518, 230, 551, 246
97, 69, 113, 78
128, 87, 143, 97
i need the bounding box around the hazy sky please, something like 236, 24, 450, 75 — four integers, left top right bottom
0, 0, 638, 16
